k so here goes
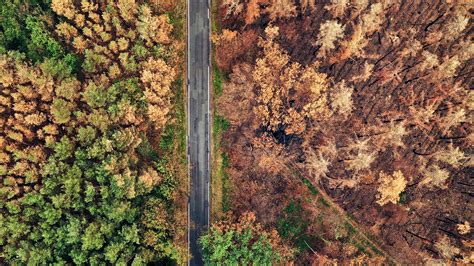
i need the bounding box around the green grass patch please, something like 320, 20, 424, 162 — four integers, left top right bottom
168, 12, 184, 39
344, 221, 356, 237
213, 114, 229, 140
277, 201, 311, 253
210, 0, 222, 34
353, 241, 373, 258
138, 135, 159, 162
211, 52, 230, 216
213, 64, 223, 97
220, 152, 231, 212
302, 178, 318, 195
363, 239, 383, 256
221, 152, 230, 168
364, 232, 383, 248
212, 111, 231, 214
159, 77, 186, 159
166, 1, 186, 40
159, 124, 174, 151
318, 197, 330, 208
173, 78, 187, 160
211, 19, 219, 34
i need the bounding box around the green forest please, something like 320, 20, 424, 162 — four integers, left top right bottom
0, 0, 187, 264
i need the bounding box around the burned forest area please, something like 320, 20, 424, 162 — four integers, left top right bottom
211, 0, 473, 264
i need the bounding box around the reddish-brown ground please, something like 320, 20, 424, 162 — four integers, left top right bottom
214, 0, 473, 264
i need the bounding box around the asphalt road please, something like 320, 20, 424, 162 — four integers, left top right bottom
187, 0, 210, 265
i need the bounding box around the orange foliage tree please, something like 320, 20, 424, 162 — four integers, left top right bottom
253, 26, 331, 135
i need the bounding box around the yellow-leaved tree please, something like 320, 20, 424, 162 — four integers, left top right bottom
376, 170, 407, 206
253, 26, 331, 135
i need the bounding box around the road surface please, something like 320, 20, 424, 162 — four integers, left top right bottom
187, 0, 210, 265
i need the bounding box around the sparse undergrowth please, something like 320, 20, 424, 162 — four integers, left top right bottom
212, 0, 473, 264
210, 0, 231, 221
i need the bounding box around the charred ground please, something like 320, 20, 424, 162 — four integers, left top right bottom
212, 0, 472, 263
